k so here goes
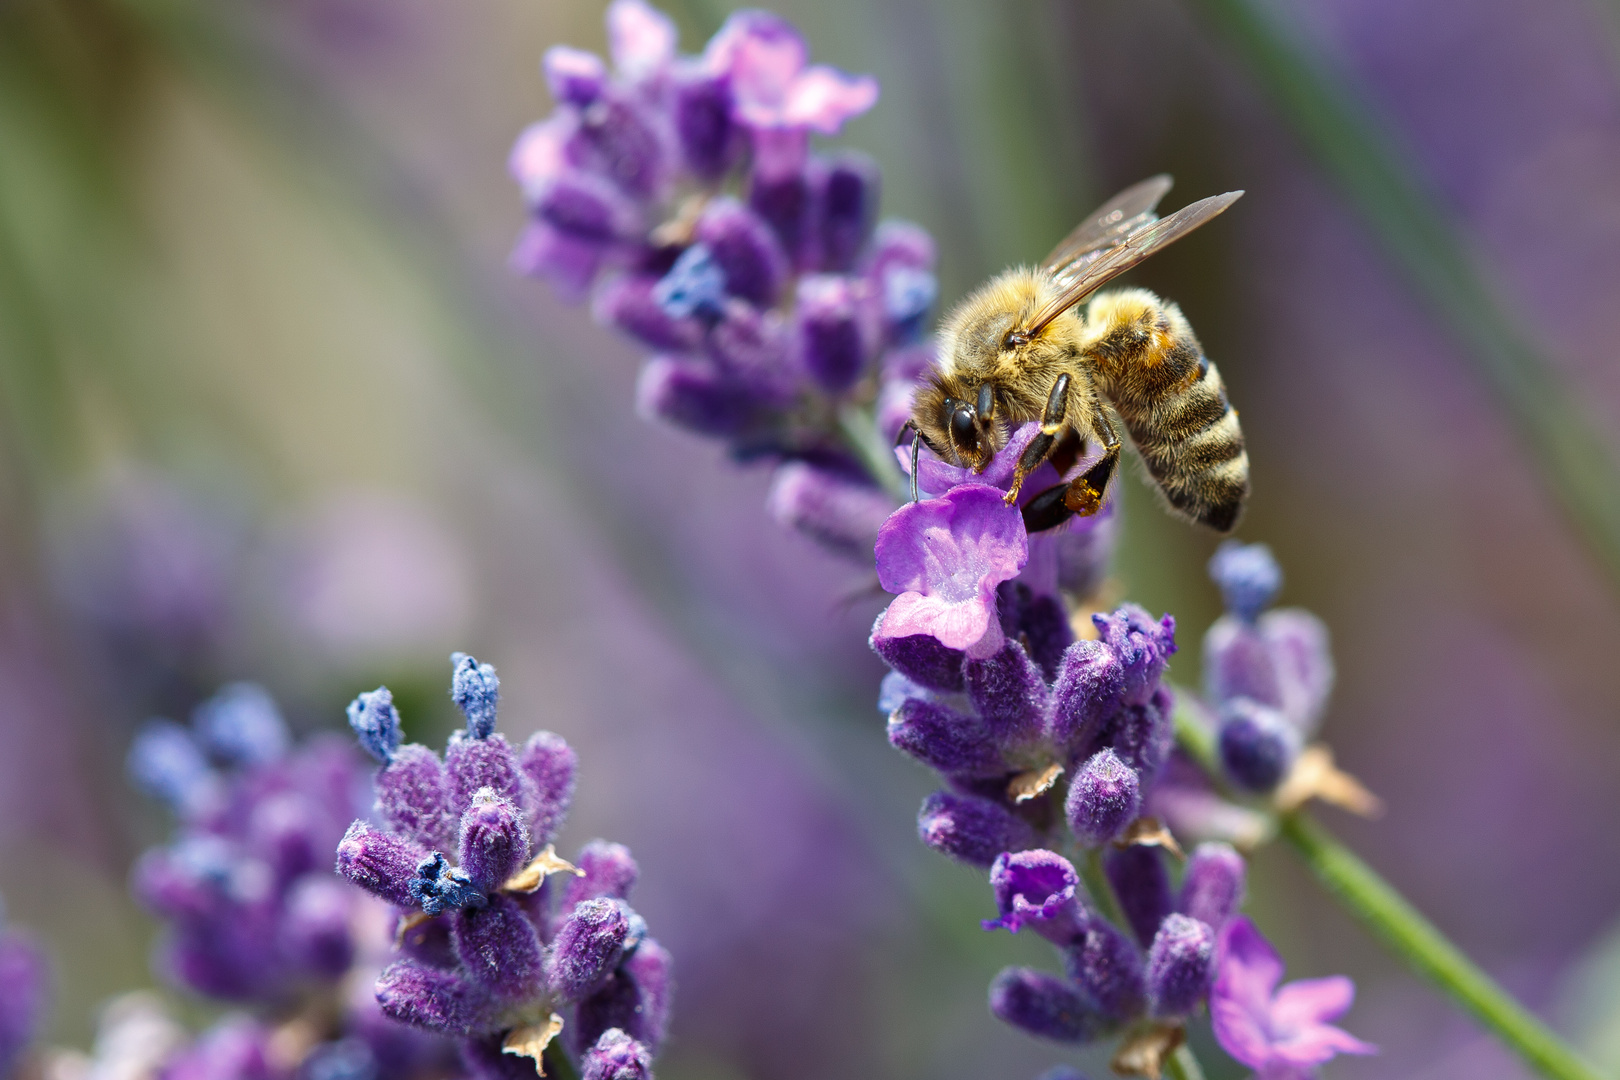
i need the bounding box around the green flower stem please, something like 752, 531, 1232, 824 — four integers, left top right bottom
1164, 1043, 1208, 1080
1183, 0, 1620, 597
544, 1039, 581, 1080
1172, 693, 1601, 1079
1280, 812, 1606, 1080
837, 403, 911, 504
1078, 847, 1127, 930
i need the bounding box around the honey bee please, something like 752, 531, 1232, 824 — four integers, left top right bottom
906, 176, 1249, 532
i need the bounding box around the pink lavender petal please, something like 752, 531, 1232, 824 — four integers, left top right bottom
607, 0, 677, 80
782, 66, 879, 133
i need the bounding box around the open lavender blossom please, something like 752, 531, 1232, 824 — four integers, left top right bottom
335, 654, 669, 1079
1210, 917, 1374, 1077
510, 0, 941, 560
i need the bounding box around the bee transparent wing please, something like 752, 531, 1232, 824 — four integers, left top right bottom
1025, 190, 1244, 336
1042, 174, 1175, 280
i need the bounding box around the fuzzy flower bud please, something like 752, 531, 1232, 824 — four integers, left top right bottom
1104, 845, 1173, 950
1065, 748, 1141, 847
453, 895, 544, 1000
521, 731, 578, 848
548, 898, 632, 1002
450, 653, 501, 739
335, 822, 424, 908
192, 683, 288, 766
582, 1028, 653, 1080
886, 698, 1005, 778
565, 841, 640, 908
917, 791, 1036, 867
375, 960, 488, 1036
988, 968, 1103, 1043
1180, 842, 1246, 930
458, 789, 530, 893
983, 849, 1088, 945
375, 744, 455, 851
1217, 697, 1301, 792
1208, 540, 1281, 623
544, 45, 607, 107
1064, 918, 1145, 1023
795, 273, 869, 393
1146, 913, 1216, 1019
694, 197, 788, 307
816, 152, 880, 272
347, 687, 402, 764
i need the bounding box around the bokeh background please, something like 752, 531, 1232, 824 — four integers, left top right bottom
2, 0, 1619, 1077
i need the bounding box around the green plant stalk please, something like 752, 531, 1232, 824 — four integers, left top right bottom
1184, 0, 1620, 597
1280, 812, 1605, 1080
544, 1039, 581, 1080
1173, 698, 1603, 1080
1164, 1043, 1207, 1080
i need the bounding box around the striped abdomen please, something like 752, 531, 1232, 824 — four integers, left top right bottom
1081, 289, 1250, 532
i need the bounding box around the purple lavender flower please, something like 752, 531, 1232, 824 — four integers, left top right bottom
989, 967, 1106, 1043
0, 902, 47, 1078
872, 484, 1028, 658
1065, 748, 1140, 846
1145, 914, 1216, 1019
982, 849, 1088, 945
1210, 917, 1375, 1077
509, 2, 926, 562
1179, 842, 1247, 930
335, 654, 669, 1079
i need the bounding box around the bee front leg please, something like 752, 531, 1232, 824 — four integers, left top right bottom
1004, 373, 1071, 505
1021, 401, 1121, 532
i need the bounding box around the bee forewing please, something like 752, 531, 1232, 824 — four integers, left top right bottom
1041, 174, 1175, 273
1027, 190, 1244, 336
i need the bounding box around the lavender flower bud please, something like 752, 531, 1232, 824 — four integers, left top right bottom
887, 698, 1005, 778
376, 743, 455, 851
336, 822, 423, 908
582, 1029, 652, 1080
128, 719, 219, 816
865, 219, 935, 280
748, 170, 810, 268
593, 275, 702, 352
375, 960, 487, 1035
635, 357, 755, 437
459, 789, 530, 893
281, 876, 355, 979
881, 266, 937, 344
816, 152, 880, 272
996, 581, 1074, 682
988, 968, 1102, 1043
521, 731, 578, 848
565, 841, 640, 909
622, 938, 673, 1050
767, 463, 897, 560
0, 933, 46, 1077
192, 683, 288, 766
870, 627, 967, 693
652, 244, 728, 322
1180, 842, 1246, 930
795, 274, 869, 393
1047, 640, 1120, 755
162, 1016, 274, 1080
1217, 697, 1300, 792
1064, 918, 1145, 1022
565, 95, 666, 199
1103, 845, 1173, 950
984, 850, 1088, 945
672, 69, 740, 178
548, 898, 632, 1002
347, 687, 402, 765
1208, 540, 1281, 622
446, 732, 529, 817
1066, 749, 1141, 847
544, 46, 607, 107
510, 221, 603, 299
1204, 608, 1335, 734
408, 853, 487, 917
695, 197, 788, 307
1145, 913, 1216, 1019
451, 653, 501, 739
1097, 687, 1175, 788
917, 791, 1036, 867
301, 1037, 378, 1080
536, 171, 640, 242
453, 895, 544, 1000
965, 641, 1050, 749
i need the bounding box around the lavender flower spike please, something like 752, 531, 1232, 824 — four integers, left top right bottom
348, 686, 402, 764
452, 652, 501, 739
1211, 917, 1375, 1075
873, 484, 1028, 659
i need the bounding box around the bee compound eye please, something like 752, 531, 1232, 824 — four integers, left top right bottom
950, 405, 979, 454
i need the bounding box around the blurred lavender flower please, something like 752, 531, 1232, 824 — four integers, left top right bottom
127, 684, 455, 1079
0, 896, 48, 1079
511, 0, 937, 560
1210, 917, 1375, 1077
335, 654, 669, 1079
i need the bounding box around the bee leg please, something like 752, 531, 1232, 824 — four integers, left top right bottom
1020, 403, 1120, 532
1005, 373, 1071, 505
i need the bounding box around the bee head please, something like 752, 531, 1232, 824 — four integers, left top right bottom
939, 382, 997, 471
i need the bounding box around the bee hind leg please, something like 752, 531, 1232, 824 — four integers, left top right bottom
1020, 403, 1122, 532
1005, 373, 1071, 505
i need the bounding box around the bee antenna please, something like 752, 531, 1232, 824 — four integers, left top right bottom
910, 429, 921, 504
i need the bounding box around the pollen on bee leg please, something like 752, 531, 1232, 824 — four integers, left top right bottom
1064, 480, 1103, 517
